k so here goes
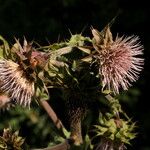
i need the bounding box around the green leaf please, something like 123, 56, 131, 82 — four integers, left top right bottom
102, 90, 112, 95
0, 35, 10, 58
62, 128, 70, 139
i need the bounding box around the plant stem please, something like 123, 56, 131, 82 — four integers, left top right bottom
105, 94, 120, 119
39, 100, 65, 130
70, 116, 83, 145
31, 139, 70, 150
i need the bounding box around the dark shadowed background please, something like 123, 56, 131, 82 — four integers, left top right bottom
0, 0, 149, 149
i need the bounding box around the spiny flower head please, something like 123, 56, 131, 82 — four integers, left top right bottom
0, 60, 35, 107
91, 26, 144, 94
94, 112, 136, 150
0, 38, 49, 109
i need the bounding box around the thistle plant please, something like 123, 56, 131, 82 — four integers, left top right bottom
0, 22, 144, 150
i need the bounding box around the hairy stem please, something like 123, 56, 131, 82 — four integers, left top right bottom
70, 116, 83, 145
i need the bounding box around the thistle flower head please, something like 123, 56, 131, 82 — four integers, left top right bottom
0, 38, 49, 108
94, 112, 136, 150
0, 60, 34, 107
92, 26, 144, 94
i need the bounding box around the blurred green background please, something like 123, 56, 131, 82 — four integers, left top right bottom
0, 0, 149, 149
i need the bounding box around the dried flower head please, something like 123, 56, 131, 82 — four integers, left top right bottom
0, 60, 34, 107
12, 38, 49, 68
30, 51, 49, 68
92, 26, 144, 94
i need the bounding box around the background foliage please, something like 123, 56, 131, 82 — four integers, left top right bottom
0, 0, 149, 149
